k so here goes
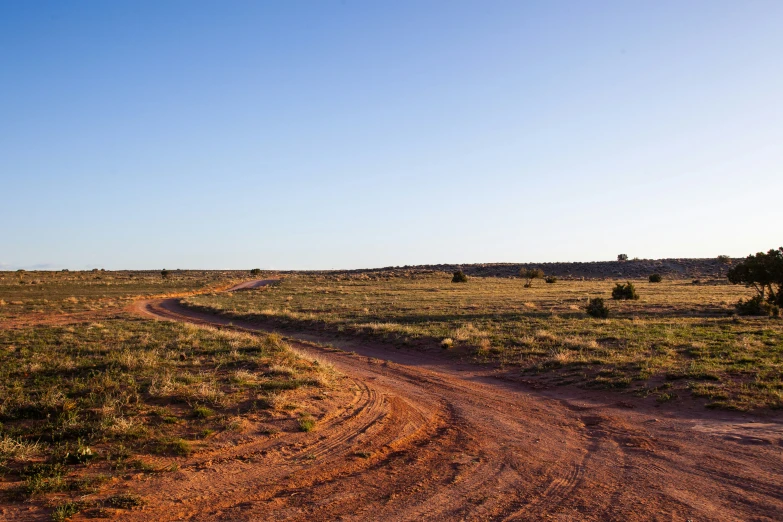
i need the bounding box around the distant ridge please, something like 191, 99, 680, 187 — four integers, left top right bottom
314, 258, 741, 280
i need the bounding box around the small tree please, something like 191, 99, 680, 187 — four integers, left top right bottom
586, 297, 609, 318
648, 273, 662, 283
521, 268, 544, 287
161, 269, 169, 279
727, 247, 783, 309
452, 270, 468, 283
612, 282, 639, 300
717, 255, 732, 277
617, 254, 628, 262
250, 268, 262, 275
545, 276, 557, 284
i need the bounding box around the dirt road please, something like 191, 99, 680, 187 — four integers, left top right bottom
129, 290, 783, 521
226, 279, 279, 291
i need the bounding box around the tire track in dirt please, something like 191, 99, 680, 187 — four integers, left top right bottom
121, 293, 783, 521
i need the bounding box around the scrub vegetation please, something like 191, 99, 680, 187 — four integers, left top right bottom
184, 270, 783, 411
0, 270, 336, 519
0, 269, 250, 321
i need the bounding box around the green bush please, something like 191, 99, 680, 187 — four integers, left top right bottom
586, 298, 609, 318
648, 273, 662, 283
545, 276, 558, 284
250, 268, 261, 275
452, 270, 468, 283
612, 282, 639, 300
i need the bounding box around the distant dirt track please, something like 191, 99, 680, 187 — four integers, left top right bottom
226, 279, 279, 291
128, 282, 783, 521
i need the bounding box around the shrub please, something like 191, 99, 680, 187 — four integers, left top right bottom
717, 255, 732, 277
648, 273, 662, 283
612, 282, 639, 300
521, 268, 544, 287
452, 270, 468, 283
617, 254, 628, 262
250, 268, 261, 275
545, 276, 558, 284
586, 298, 609, 318
735, 295, 779, 317
160, 269, 169, 279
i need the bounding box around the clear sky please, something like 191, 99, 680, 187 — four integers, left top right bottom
2, 1, 781, 270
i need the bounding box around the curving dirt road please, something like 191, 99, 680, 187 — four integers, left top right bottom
226, 279, 280, 291
129, 285, 783, 521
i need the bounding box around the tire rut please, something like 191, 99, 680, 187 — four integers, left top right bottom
119, 296, 783, 522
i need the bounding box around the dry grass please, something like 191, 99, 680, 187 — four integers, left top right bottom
0, 269, 343, 518
184, 273, 783, 410
0, 269, 249, 320
0, 316, 337, 515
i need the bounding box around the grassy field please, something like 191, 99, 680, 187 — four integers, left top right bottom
183, 272, 783, 411
0, 271, 338, 520
2, 268, 781, 518
0, 270, 252, 321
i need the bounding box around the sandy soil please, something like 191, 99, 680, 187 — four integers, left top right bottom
112, 286, 783, 522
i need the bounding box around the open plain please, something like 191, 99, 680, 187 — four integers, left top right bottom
1, 265, 782, 521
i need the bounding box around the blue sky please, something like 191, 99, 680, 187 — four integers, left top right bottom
2, 1, 781, 270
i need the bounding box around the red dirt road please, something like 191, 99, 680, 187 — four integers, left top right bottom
125, 294, 783, 521
227, 279, 279, 291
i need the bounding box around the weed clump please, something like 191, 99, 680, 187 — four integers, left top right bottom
156, 438, 192, 456
586, 298, 609, 318
612, 282, 639, 300
192, 405, 214, 419
22, 463, 67, 496
51, 501, 83, 521
648, 273, 662, 283
298, 413, 316, 432
452, 270, 468, 283
106, 493, 145, 509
